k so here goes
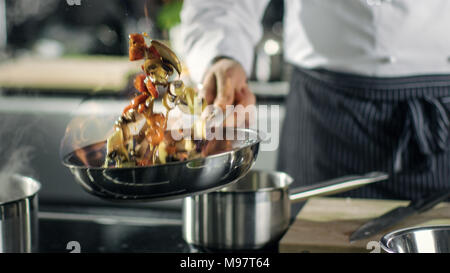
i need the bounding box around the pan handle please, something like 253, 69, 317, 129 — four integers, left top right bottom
289, 172, 389, 203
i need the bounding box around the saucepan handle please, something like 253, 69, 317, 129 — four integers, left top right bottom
289, 172, 389, 203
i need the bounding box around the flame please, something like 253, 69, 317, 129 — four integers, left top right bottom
61, 101, 122, 167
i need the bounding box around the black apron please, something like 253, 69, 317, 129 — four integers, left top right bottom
277, 66, 450, 200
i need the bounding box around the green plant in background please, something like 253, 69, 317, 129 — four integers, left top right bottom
157, 0, 183, 31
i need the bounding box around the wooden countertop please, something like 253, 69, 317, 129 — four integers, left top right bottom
279, 197, 450, 253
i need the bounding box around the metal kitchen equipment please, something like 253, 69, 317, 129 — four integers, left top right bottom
350, 190, 450, 242
183, 170, 388, 250
380, 225, 450, 253
63, 127, 262, 202
0, 174, 41, 253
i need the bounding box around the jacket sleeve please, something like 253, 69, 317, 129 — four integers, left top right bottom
180, 0, 270, 84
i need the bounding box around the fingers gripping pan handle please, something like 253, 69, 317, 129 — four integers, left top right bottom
289, 172, 389, 203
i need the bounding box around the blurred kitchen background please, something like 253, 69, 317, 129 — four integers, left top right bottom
0, 0, 288, 209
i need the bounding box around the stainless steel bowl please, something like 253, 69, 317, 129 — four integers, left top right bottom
380, 225, 450, 253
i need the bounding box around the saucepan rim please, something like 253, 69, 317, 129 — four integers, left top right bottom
0, 174, 41, 206
217, 169, 293, 193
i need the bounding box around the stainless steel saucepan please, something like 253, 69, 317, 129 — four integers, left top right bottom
182, 170, 388, 250
0, 174, 41, 253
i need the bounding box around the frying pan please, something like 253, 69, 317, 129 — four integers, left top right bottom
62, 127, 262, 202
183, 170, 389, 250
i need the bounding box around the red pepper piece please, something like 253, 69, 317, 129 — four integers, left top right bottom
137, 103, 146, 114
146, 113, 166, 146
132, 93, 149, 109
122, 104, 133, 115
134, 74, 148, 93
129, 33, 147, 61
147, 45, 161, 59
145, 78, 159, 99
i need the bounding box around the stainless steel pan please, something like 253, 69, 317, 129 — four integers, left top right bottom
183, 170, 388, 250
62, 127, 262, 202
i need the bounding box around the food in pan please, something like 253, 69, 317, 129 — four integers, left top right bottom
104, 33, 207, 168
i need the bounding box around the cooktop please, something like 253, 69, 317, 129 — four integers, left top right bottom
37, 205, 192, 253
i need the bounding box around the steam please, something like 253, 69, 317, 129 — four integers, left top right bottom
0, 146, 35, 182
0, 116, 42, 183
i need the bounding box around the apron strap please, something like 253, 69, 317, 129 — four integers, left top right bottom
394, 97, 450, 173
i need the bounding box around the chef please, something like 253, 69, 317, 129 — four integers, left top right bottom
180, 0, 450, 200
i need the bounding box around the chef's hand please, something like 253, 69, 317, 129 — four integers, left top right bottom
201, 58, 256, 127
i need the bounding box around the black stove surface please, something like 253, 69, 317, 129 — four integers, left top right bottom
38, 205, 192, 253
39, 220, 192, 253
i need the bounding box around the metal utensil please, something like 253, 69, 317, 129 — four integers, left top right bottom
183, 170, 388, 250
62, 127, 262, 202
380, 225, 450, 253
350, 190, 450, 242
0, 174, 40, 253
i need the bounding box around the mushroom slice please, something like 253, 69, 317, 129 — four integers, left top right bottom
150, 40, 182, 75
105, 129, 129, 164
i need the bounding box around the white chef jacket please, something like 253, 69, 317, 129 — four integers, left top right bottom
180, 0, 450, 84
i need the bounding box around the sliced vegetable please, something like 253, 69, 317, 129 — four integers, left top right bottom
122, 104, 133, 115
150, 40, 182, 74
134, 74, 148, 93
132, 93, 149, 108
129, 33, 147, 61
107, 32, 203, 168
148, 45, 161, 59
144, 77, 159, 98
